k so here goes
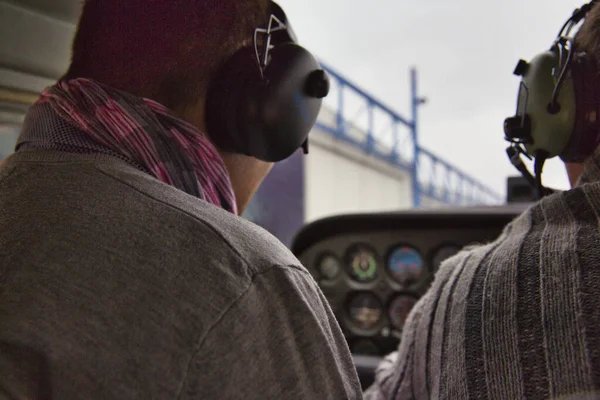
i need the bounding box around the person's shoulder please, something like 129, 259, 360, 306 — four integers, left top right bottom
433, 185, 598, 287
194, 204, 302, 273
95, 159, 302, 273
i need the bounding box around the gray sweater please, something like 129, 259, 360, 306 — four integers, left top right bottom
0, 150, 362, 399
365, 155, 600, 399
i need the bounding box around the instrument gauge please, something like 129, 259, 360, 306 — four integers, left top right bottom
432, 245, 462, 271
345, 244, 378, 282
317, 253, 341, 280
388, 295, 418, 330
387, 246, 423, 285
346, 292, 383, 330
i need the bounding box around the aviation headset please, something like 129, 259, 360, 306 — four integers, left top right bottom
504, 0, 599, 198
205, 1, 330, 162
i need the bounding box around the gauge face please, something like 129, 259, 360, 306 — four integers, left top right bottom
346, 292, 383, 330
346, 244, 378, 282
317, 254, 340, 280
387, 246, 423, 285
432, 245, 462, 271
388, 295, 418, 330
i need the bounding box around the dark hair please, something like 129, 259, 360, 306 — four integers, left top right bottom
576, 3, 600, 59
65, 0, 268, 110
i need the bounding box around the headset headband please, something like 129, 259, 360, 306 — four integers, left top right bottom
268, 2, 297, 43
253, 1, 296, 78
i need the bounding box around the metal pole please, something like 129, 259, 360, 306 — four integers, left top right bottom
367, 100, 374, 152
411, 67, 421, 208
337, 83, 345, 136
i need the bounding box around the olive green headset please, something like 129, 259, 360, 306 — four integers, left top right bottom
504, 0, 599, 197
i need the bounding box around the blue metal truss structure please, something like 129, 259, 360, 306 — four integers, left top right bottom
315, 64, 503, 207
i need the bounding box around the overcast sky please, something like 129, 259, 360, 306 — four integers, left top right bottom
278, 0, 585, 197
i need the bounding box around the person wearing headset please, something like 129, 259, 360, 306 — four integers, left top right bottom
364, 2, 600, 399
0, 1, 362, 398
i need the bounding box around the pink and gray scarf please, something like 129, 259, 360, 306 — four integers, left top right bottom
17, 79, 238, 214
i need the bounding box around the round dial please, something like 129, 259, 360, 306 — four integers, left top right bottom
432, 245, 462, 271
346, 244, 378, 282
317, 254, 341, 280
387, 246, 423, 285
346, 292, 383, 330
388, 295, 418, 330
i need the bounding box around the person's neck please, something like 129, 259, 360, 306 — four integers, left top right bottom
220, 152, 273, 214
177, 101, 272, 215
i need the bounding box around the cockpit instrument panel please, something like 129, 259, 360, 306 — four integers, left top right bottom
292, 205, 525, 357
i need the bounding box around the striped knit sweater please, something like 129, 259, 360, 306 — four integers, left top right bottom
364, 157, 600, 400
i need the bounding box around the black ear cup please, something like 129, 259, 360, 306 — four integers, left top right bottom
205, 47, 262, 155
205, 43, 328, 162
248, 43, 324, 161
